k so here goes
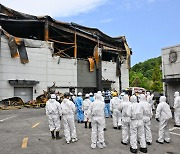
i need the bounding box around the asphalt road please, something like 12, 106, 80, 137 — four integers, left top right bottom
0, 108, 180, 154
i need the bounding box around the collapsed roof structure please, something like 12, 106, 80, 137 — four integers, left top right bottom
0, 4, 131, 62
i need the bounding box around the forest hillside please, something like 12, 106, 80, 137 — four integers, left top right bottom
129, 56, 163, 92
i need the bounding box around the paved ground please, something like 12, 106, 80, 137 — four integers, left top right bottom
0, 108, 180, 154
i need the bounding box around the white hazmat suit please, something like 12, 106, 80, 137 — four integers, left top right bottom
61, 97, 78, 143
87, 93, 106, 149
82, 94, 92, 128
127, 95, 147, 153
110, 96, 122, 129
146, 92, 154, 110
82, 95, 92, 122
156, 96, 172, 143
118, 94, 131, 144
139, 94, 153, 144
174, 91, 180, 127
46, 94, 62, 132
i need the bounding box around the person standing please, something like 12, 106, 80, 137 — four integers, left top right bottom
156, 96, 172, 144
75, 92, 84, 123
82, 94, 92, 128
89, 92, 95, 102
127, 95, 147, 153
87, 93, 106, 149
139, 94, 153, 145
174, 91, 180, 127
61, 92, 78, 144
45, 94, 62, 140
146, 92, 153, 110
104, 91, 111, 118
118, 94, 131, 145
110, 93, 122, 129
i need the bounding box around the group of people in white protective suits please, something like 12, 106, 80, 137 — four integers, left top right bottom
45, 90, 179, 153
46, 93, 78, 143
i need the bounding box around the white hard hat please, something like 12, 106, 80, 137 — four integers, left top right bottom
51, 94, 56, 99
89, 92, 93, 96
78, 92, 82, 96
97, 91, 102, 95
174, 91, 179, 97
85, 94, 90, 98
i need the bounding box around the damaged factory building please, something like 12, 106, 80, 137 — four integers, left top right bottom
0, 4, 131, 103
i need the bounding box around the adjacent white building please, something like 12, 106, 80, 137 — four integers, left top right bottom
162, 44, 180, 107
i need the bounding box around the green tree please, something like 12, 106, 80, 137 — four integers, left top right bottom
129, 56, 163, 92
151, 63, 163, 92
131, 76, 142, 87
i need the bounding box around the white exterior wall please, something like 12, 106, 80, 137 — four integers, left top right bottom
0, 36, 77, 101
102, 61, 119, 91
121, 61, 129, 90
162, 44, 180, 78
162, 44, 180, 106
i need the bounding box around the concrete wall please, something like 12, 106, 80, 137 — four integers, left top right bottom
162, 44, 180, 106
0, 36, 77, 101
77, 59, 96, 88
102, 61, 119, 91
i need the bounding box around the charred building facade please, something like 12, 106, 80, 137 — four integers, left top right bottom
0, 4, 131, 102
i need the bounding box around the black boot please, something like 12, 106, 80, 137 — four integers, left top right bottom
118, 126, 122, 130
89, 122, 92, 129
55, 131, 62, 140
139, 147, 147, 153
85, 122, 87, 128
51, 131, 55, 139
130, 147, 137, 153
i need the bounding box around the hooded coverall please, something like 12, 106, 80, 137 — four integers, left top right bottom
139, 94, 153, 143
118, 94, 131, 144
110, 96, 122, 128
88, 93, 106, 148
61, 98, 77, 142
82, 98, 92, 122
156, 96, 172, 143
127, 95, 147, 150
174, 92, 180, 126
46, 98, 62, 132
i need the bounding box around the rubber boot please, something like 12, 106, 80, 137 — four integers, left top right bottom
85, 122, 87, 128
51, 131, 55, 140
130, 147, 137, 153
89, 122, 92, 129
139, 147, 147, 153
56, 131, 62, 140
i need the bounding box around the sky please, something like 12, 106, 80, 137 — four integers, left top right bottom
1, 0, 180, 66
